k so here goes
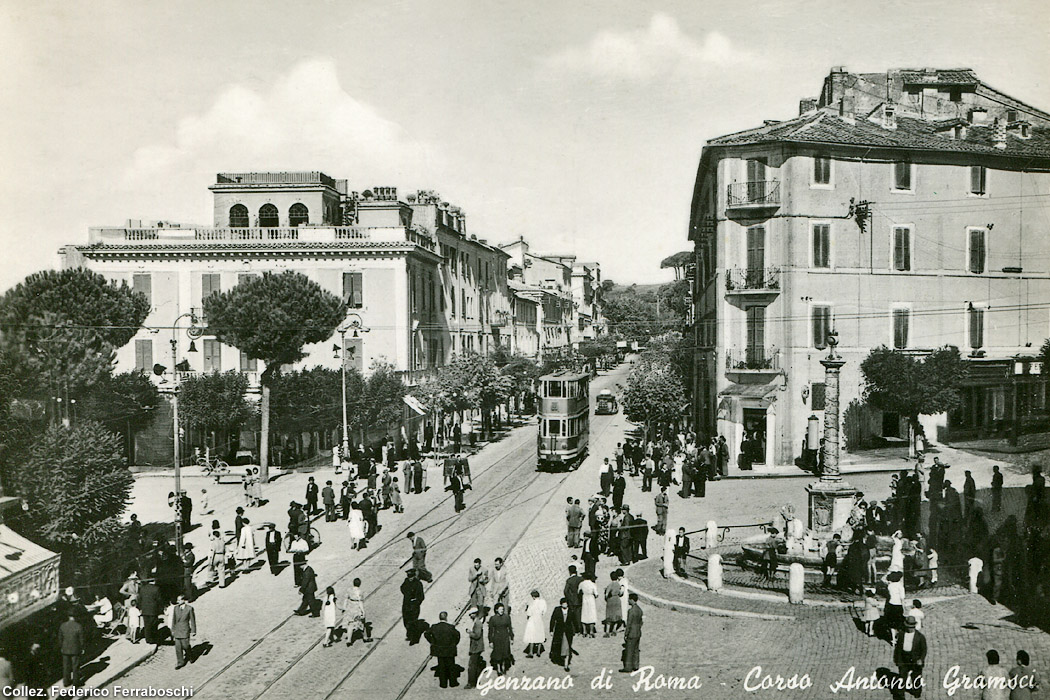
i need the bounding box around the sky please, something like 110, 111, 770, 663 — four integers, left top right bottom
0, 0, 1048, 291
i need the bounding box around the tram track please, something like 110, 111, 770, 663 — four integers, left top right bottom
185, 426, 542, 700
349, 408, 622, 700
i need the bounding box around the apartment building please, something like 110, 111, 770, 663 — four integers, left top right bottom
58, 172, 513, 463
501, 238, 577, 359
689, 67, 1050, 469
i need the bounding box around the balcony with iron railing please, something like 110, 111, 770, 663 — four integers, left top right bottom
725, 347, 782, 374
726, 180, 781, 211
725, 267, 781, 297
88, 224, 436, 252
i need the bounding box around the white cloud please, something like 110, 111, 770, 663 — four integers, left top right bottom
121, 58, 441, 191
542, 14, 756, 81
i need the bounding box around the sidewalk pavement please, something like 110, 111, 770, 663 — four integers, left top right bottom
83, 418, 539, 689
727, 441, 1032, 492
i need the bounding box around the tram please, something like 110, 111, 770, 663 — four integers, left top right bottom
595, 388, 619, 415
537, 371, 590, 471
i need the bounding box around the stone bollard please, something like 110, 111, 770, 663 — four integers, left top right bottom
789, 563, 805, 605
663, 535, 675, 579
706, 521, 718, 550
968, 557, 983, 594
708, 553, 723, 593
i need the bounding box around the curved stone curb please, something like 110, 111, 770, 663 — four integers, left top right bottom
630, 579, 796, 621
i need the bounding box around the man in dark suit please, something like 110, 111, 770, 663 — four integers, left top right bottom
305, 477, 319, 516
181, 543, 196, 601
632, 513, 649, 560
563, 566, 583, 633
673, 528, 690, 577
892, 616, 926, 698
448, 471, 465, 513
620, 594, 643, 673
171, 595, 197, 669
424, 611, 461, 688
58, 613, 84, 687
264, 524, 282, 575
401, 569, 425, 642
464, 608, 485, 689
295, 560, 318, 616
582, 531, 600, 579
138, 577, 163, 644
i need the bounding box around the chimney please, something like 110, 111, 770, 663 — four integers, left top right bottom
993, 118, 1007, 149
839, 95, 855, 122
799, 98, 818, 115
883, 105, 897, 130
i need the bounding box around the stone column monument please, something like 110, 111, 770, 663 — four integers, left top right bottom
806, 332, 858, 535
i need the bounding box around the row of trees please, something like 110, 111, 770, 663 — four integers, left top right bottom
622, 331, 689, 441
0, 269, 154, 585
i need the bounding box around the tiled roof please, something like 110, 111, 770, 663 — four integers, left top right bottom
897, 69, 978, 85
707, 110, 1050, 159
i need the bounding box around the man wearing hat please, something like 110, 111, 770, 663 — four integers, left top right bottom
401, 569, 425, 643
425, 611, 461, 688
181, 543, 196, 601
464, 607, 486, 689
138, 575, 163, 645
566, 498, 584, 548
892, 615, 926, 697
264, 523, 282, 575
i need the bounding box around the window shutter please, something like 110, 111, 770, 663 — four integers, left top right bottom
133, 274, 152, 305
811, 383, 826, 411
902, 229, 910, 270
969, 308, 984, 349
969, 230, 985, 274
893, 309, 909, 349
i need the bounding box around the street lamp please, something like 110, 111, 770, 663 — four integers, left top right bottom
166, 311, 200, 557
335, 314, 370, 459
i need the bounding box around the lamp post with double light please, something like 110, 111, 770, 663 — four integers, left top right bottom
153, 311, 201, 557
334, 314, 370, 459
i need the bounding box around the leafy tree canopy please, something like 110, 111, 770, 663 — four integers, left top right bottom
353, 360, 406, 434
7, 421, 132, 546
0, 268, 150, 394
202, 271, 346, 380
178, 370, 254, 433
622, 353, 687, 434
861, 345, 968, 421
75, 370, 159, 434
270, 366, 351, 436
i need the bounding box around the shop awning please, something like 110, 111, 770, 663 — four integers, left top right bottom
0, 525, 61, 628
403, 395, 427, 416
719, 382, 779, 399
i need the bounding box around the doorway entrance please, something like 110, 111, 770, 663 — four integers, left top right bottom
742, 407, 767, 466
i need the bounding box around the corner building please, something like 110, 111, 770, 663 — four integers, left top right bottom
689, 67, 1050, 470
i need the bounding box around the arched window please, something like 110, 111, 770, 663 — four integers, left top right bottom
259, 203, 279, 228
229, 204, 249, 228
289, 203, 309, 227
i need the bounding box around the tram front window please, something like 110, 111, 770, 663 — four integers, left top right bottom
546, 419, 563, 437
546, 381, 565, 398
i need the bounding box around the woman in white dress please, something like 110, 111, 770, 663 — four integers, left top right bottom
348, 502, 367, 550
522, 589, 547, 658
578, 573, 599, 637
889, 531, 905, 573
618, 568, 630, 622
321, 586, 343, 647
236, 517, 257, 570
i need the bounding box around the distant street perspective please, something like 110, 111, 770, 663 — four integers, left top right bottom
2, 4, 1050, 699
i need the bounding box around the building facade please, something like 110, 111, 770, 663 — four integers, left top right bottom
690, 68, 1050, 470
501, 238, 578, 359
58, 172, 514, 463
